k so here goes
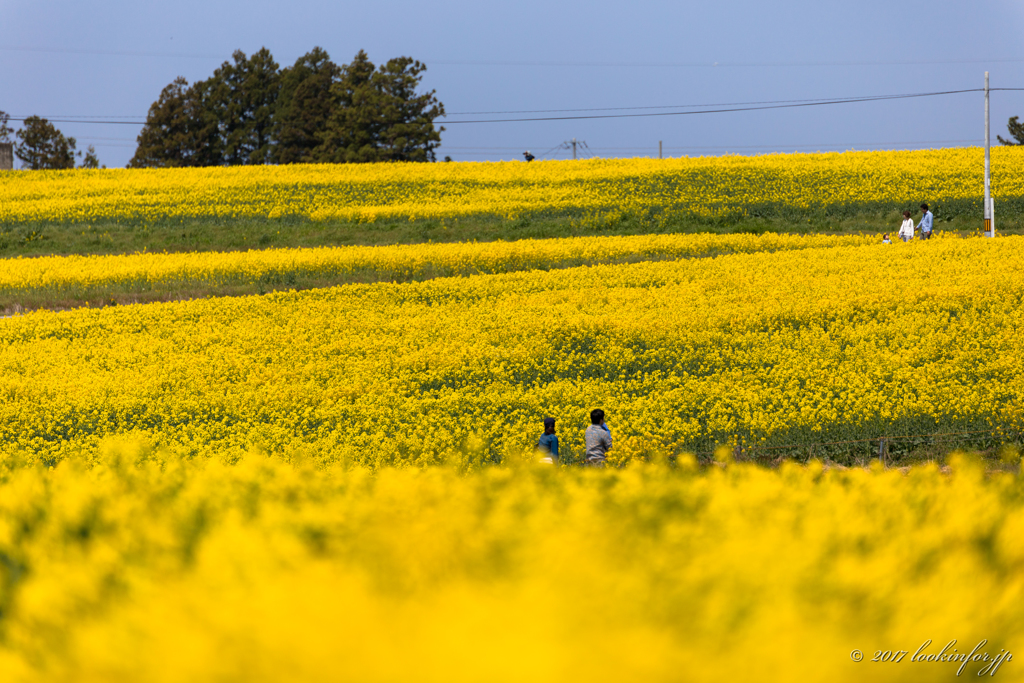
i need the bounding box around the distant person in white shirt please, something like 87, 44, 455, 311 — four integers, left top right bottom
898, 210, 915, 242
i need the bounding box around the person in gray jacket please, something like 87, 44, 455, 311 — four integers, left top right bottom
584, 408, 612, 466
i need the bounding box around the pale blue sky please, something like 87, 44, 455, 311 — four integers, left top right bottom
2, 0, 1023, 167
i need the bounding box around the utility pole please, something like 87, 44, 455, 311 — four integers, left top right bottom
985, 72, 994, 237
560, 138, 589, 159
659, 141, 663, 159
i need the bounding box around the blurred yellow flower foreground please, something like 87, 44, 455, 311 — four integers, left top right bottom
0, 443, 1019, 682
3, 231, 1024, 680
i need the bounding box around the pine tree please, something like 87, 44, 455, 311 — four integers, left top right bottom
373, 56, 445, 162
272, 47, 341, 164
129, 77, 193, 167
997, 116, 1024, 146
315, 50, 377, 163
245, 48, 282, 164
211, 48, 281, 165
185, 77, 226, 166
129, 46, 443, 167
130, 76, 225, 168
316, 51, 444, 163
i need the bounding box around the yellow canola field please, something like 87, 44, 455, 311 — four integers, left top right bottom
2, 147, 1022, 224
2, 236, 1023, 465
0, 444, 1021, 682
0, 232, 874, 302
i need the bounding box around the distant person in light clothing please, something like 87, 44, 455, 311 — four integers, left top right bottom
584, 408, 612, 466
917, 203, 933, 239
898, 211, 915, 242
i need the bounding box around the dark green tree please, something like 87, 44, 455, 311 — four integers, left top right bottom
130, 76, 225, 168
80, 145, 102, 169
316, 51, 444, 163
315, 50, 377, 162
372, 56, 445, 162
210, 48, 281, 165
0, 110, 13, 143
998, 116, 1024, 146
130, 77, 194, 167
272, 47, 341, 164
130, 47, 444, 167
14, 116, 77, 169
185, 77, 227, 166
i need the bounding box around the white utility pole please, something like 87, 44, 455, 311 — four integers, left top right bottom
560, 138, 588, 159
985, 72, 994, 237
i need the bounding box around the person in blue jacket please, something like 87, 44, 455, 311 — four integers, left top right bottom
537, 417, 559, 463
917, 203, 934, 239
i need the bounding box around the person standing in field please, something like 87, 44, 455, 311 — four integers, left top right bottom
584, 408, 612, 466
917, 203, 934, 240
537, 417, 559, 464
898, 210, 915, 242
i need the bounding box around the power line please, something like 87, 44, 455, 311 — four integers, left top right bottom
447, 93, 1003, 116
9, 115, 147, 121
0, 91, 970, 126
441, 146, 533, 150
0, 45, 224, 59
445, 88, 1024, 124
16, 96, 877, 121
443, 138, 983, 151
431, 57, 1024, 69
6, 117, 145, 125
452, 90, 1024, 118
71, 136, 140, 142
11, 88, 1024, 127
444, 141, 987, 159
534, 143, 565, 160
662, 139, 985, 151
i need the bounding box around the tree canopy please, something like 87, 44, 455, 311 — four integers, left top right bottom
0, 110, 13, 144
998, 116, 1024, 146
273, 47, 341, 165
129, 49, 282, 168
80, 145, 102, 169
212, 48, 281, 165
129, 77, 194, 168
130, 47, 445, 167
316, 51, 445, 163
15, 116, 78, 170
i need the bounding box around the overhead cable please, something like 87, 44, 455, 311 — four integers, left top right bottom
8, 88, 1024, 127
444, 89, 1024, 124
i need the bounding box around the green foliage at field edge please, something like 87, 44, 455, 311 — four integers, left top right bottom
1, 204, 1017, 259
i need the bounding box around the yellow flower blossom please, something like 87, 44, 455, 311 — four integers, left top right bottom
1, 236, 1021, 465
0, 148, 1020, 224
